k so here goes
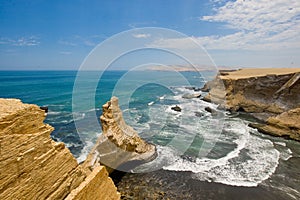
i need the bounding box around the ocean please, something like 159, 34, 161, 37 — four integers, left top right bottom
0, 70, 299, 199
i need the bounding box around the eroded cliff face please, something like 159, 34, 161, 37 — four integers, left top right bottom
84, 97, 156, 172
0, 98, 120, 200
202, 68, 300, 141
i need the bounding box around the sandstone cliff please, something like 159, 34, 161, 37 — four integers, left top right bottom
84, 97, 156, 172
202, 68, 300, 141
0, 98, 120, 200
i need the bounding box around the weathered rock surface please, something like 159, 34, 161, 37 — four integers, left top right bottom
202, 68, 300, 141
182, 93, 201, 99
204, 107, 224, 117
249, 108, 300, 141
0, 98, 120, 200
84, 97, 156, 172
171, 105, 182, 112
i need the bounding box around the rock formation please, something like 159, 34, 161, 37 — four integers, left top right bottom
202, 68, 300, 141
0, 98, 120, 200
171, 105, 182, 112
182, 93, 201, 99
249, 108, 300, 141
84, 97, 156, 172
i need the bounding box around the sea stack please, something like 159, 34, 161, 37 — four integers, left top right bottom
84, 96, 157, 172
202, 68, 300, 141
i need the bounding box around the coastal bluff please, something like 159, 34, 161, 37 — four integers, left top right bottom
0, 99, 120, 199
202, 68, 300, 141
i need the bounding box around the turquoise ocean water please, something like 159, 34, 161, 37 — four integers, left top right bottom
1, 70, 299, 199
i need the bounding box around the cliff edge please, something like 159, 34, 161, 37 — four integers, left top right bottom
0, 98, 120, 200
202, 68, 300, 141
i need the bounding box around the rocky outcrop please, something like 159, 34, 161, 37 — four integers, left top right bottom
182, 93, 201, 99
171, 105, 182, 112
202, 68, 300, 141
249, 108, 300, 141
0, 98, 120, 200
84, 97, 156, 172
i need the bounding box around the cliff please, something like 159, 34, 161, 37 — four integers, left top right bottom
0, 98, 120, 200
84, 96, 156, 172
202, 68, 300, 141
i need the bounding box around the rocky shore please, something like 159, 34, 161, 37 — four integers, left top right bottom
0, 98, 121, 199
0, 97, 156, 199
202, 68, 300, 141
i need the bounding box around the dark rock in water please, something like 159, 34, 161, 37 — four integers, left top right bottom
40, 106, 48, 113
180, 154, 196, 162
185, 86, 196, 90
200, 83, 210, 92
182, 93, 201, 99
171, 105, 182, 112
248, 123, 264, 130
201, 95, 212, 102
185, 86, 202, 92
205, 107, 213, 113
195, 111, 204, 117
205, 107, 223, 117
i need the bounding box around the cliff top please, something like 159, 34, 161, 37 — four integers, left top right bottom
220, 68, 300, 80
0, 98, 34, 119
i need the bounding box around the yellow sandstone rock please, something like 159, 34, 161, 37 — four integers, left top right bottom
0, 98, 120, 200
84, 96, 156, 173
203, 68, 300, 141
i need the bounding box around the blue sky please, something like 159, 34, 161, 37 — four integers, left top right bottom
1, 0, 300, 70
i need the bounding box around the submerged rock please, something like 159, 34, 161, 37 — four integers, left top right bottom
204, 107, 223, 117
84, 97, 156, 172
182, 93, 201, 99
195, 111, 204, 117
171, 105, 182, 112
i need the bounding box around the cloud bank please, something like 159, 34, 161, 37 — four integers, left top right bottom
150, 0, 300, 50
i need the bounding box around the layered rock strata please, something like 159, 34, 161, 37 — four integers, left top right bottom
84, 97, 156, 172
0, 98, 120, 200
202, 68, 300, 141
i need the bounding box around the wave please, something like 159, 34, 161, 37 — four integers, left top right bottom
135, 119, 281, 187
148, 101, 154, 106
76, 140, 97, 163
73, 112, 86, 121
159, 95, 165, 100
47, 111, 62, 115
163, 126, 280, 187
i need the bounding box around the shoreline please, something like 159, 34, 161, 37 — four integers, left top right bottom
202, 68, 300, 141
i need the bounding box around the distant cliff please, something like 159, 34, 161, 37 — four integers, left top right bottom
202, 68, 300, 141
0, 99, 120, 200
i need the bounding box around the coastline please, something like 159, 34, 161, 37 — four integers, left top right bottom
202, 68, 300, 141
1, 69, 300, 199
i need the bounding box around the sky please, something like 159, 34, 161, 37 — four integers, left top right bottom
0, 0, 300, 70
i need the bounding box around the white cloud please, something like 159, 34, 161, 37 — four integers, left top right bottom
200, 0, 300, 50
0, 36, 40, 46
149, 0, 300, 51
58, 40, 77, 46
58, 35, 105, 47
132, 33, 151, 38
